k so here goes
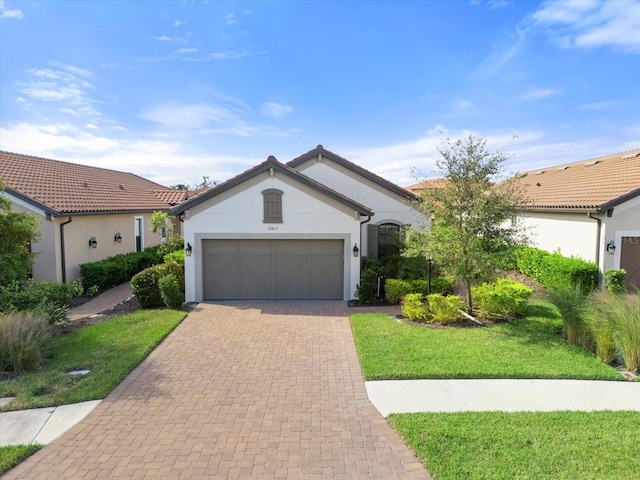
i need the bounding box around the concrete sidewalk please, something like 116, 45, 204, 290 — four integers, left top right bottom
4, 379, 640, 448
67, 282, 133, 321
0, 401, 101, 446
366, 379, 640, 417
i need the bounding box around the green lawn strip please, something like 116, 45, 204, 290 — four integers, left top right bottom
0, 444, 42, 475
389, 411, 640, 480
0, 310, 186, 412
350, 300, 622, 380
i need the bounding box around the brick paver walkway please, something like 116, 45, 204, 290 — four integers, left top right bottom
6, 301, 431, 479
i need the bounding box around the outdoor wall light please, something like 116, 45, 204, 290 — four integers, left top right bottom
185, 242, 193, 257
353, 243, 359, 257
114, 233, 122, 243
606, 240, 616, 254
89, 237, 98, 248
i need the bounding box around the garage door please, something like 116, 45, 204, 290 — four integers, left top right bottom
620, 236, 640, 289
203, 239, 344, 300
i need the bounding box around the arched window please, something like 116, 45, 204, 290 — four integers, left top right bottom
377, 223, 401, 259
263, 189, 283, 223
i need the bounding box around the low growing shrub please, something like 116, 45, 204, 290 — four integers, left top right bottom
163, 249, 185, 267
427, 293, 464, 324
385, 277, 452, 305
605, 269, 627, 294
472, 278, 533, 319
0, 311, 52, 373
356, 268, 379, 304
158, 274, 185, 309
401, 293, 428, 321
130, 261, 184, 308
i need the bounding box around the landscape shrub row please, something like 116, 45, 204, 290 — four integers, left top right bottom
472, 278, 533, 320
384, 277, 452, 304
0, 280, 83, 324
80, 247, 163, 292
401, 293, 465, 324
515, 246, 598, 292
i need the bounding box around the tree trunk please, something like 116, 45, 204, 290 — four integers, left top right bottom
465, 280, 473, 313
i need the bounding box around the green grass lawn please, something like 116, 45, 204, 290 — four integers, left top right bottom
350, 300, 622, 380
0, 445, 42, 476
0, 310, 186, 412
390, 411, 640, 480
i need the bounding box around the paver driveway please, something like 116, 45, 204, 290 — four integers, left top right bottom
6, 301, 431, 479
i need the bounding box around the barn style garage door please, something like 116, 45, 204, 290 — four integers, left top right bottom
620, 236, 640, 289
203, 239, 344, 300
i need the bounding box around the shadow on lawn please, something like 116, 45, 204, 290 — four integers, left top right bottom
495, 302, 566, 347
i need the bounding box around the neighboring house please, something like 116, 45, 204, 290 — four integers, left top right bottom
0, 151, 185, 283
170, 145, 421, 302
513, 149, 640, 288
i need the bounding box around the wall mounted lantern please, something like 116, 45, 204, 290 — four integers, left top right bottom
606, 240, 616, 254
185, 242, 193, 257
353, 243, 359, 257
89, 237, 98, 248
114, 233, 122, 243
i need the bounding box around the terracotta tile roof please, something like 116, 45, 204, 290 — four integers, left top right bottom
405, 178, 449, 194
0, 151, 176, 215
152, 189, 189, 206
515, 149, 640, 212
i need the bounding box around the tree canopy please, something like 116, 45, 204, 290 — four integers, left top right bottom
0, 177, 41, 285
413, 135, 526, 311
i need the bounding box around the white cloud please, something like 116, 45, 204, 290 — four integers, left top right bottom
261, 102, 293, 118
153, 35, 172, 42
176, 48, 198, 54
173, 20, 184, 27
518, 87, 560, 101
533, 0, 640, 54
16, 66, 95, 110
579, 101, 616, 111
456, 100, 475, 108
140, 104, 239, 129
0, 0, 23, 19
475, 26, 528, 79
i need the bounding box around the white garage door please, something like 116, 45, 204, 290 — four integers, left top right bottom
202, 239, 344, 300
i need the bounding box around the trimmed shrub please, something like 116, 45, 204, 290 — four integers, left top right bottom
516, 246, 597, 292
0, 280, 81, 324
0, 311, 52, 373
385, 277, 453, 305
547, 283, 592, 349
356, 268, 379, 303
130, 261, 184, 309
401, 293, 428, 321
80, 248, 163, 292
163, 249, 185, 267
427, 294, 464, 324
158, 274, 185, 309
605, 269, 627, 294
472, 278, 533, 319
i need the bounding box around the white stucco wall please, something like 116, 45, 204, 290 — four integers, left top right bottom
293, 160, 423, 255
519, 211, 599, 261
182, 171, 363, 302
605, 195, 640, 273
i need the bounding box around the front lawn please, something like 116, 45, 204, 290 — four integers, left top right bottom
0, 310, 186, 412
350, 300, 622, 380
390, 411, 640, 480
0, 445, 42, 476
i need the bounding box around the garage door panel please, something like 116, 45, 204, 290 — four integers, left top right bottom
621, 237, 640, 289
203, 239, 343, 300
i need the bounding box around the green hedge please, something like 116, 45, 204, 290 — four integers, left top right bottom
515, 246, 598, 292
130, 261, 184, 308
472, 278, 533, 319
80, 247, 163, 292
385, 277, 453, 305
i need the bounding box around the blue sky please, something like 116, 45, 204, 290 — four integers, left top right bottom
1, 0, 639, 188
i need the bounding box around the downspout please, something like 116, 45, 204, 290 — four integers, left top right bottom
587, 212, 601, 285
60, 216, 72, 283
359, 214, 372, 256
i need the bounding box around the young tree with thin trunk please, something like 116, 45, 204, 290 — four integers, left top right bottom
414, 135, 526, 312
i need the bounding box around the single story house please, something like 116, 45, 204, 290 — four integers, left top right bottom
170, 145, 422, 302
0, 150, 187, 283
513, 149, 640, 288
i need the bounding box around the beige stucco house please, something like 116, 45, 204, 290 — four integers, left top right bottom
0, 151, 188, 283
513, 149, 640, 288
170, 145, 422, 302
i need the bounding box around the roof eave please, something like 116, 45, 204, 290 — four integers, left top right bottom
597, 187, 640, 213
3, 187, 60, 217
